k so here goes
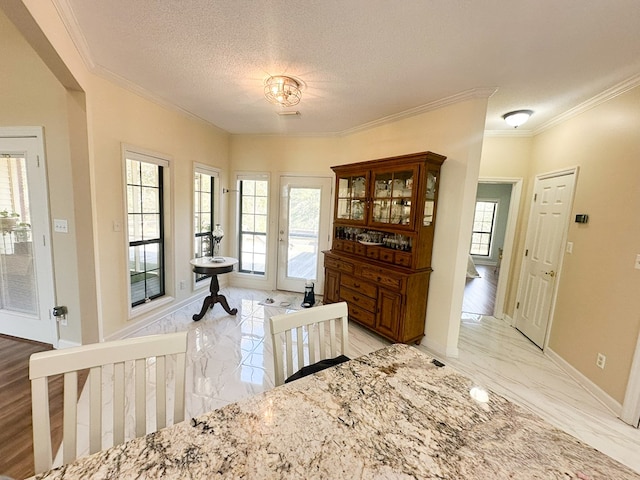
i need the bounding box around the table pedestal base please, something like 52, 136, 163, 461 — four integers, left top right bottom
192, 274, 238, 321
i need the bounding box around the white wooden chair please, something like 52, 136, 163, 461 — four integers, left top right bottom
29, 331, 188, 474
269, 302, 349, 386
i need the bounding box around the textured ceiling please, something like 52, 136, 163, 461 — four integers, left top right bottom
58, 0, 640, 135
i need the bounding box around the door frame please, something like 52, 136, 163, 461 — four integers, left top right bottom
276, 174, 333, 294
513, 167, 578, 350
621, 331, 640, 427
0, 126, 57, 346
476, 177, 522, 320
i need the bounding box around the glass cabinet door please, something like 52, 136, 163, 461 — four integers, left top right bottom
371, 168, 415, 227
336, 173, 367, 223
423, 170, 438, 226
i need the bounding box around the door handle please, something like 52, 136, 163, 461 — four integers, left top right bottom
544, 270, 556, 277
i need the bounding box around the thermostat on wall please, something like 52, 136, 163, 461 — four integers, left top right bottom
575, 214, 589, 224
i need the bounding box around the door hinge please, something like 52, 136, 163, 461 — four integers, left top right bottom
516, 301, 520, 309
525, 249, 528, 257
42, 235, 46, 246
37, 155, 40, 167
533, 193, 537, 202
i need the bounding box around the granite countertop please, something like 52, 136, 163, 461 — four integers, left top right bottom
33, 344, 640, 479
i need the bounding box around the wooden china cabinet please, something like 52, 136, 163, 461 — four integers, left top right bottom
323, 151, 446, 344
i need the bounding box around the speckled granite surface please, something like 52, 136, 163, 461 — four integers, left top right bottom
33, 344, 640, 479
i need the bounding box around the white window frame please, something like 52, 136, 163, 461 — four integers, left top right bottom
232, 172, 273, 288
470, 199, 499, 257
122, 145, 173, 318
193, 163, 220, 289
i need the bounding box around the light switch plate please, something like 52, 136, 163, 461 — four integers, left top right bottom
635, 254, 640, 270
53, 219, 68, 233
566, 242, 573, 254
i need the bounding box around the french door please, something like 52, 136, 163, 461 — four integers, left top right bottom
0, 128, 56, 345
277, 176, 332, 294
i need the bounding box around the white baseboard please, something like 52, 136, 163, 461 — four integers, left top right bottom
504, 314, 515, 327
420, 336, 459, 359
106, 291, 208, 341
545, 347, 622, 416
57, 339, 81, 349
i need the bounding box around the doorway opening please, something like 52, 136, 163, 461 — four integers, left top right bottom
463, 178, 522, 319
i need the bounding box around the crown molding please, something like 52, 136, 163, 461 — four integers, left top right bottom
483, 129, 534, 138
52, 0, 95, 70
534, 72, 640, 135
340, 87, 498, 136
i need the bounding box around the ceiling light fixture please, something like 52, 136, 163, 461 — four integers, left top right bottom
264, 76, 302, 107
502, 109, 533, 128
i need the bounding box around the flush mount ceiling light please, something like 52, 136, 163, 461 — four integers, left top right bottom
264, 76, 302, 107
502, 109, 534, 128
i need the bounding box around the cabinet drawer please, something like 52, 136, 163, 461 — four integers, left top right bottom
333, 239, 345, 251
395, 251, 412, 267
348, 303, 375, 327
343, 242, 355, 253
365, 247, 379, 260
379, 249, 394, 263
341, 274, 377, 299
360, 268, 403, 290
325, 256, 354, 274
354, 243, 366, 256
340, 286, 376, 312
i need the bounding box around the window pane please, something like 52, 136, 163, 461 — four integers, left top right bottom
126, 155, 165, 306
469, 201, 497, 256
142, 187, 160, 213
239, 179, 268, 275
194, 170, 215, 282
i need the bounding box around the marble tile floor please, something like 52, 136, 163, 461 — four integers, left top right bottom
439, 312, 640, 474
65, 287, 640, 474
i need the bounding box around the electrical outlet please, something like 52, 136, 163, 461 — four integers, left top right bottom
596, 353, 606, 369
566, 241, 573, 254
635, 254, 640, 270
179, 280, 186, 290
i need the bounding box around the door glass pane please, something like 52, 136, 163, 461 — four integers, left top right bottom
286, 187, 321, 280
0, 155, 37, 314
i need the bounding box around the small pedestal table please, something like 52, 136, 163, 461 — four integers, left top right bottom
190, 256, 238, 321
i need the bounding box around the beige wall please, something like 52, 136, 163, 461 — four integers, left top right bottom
88, 75, 230, 337
533, 87, 640, 403
0, 8, 88, 344
479, 135, 533, 315
5, 2, 231, 340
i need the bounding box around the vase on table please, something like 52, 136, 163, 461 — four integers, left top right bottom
212, 224, 224, 261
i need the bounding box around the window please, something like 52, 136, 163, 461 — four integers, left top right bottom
194, 166, 218, 283
238, 177, 268, 275
470, 201, 497, 256
125, 150, 168, 307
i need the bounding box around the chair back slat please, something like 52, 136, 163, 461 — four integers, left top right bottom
114, 361, 126, 445
62, 372, 78, 465
284, 330, 294, 379
30, 377, 51, 473
135, 358, 146, 437
317, 322, 326, 360
156, 356, 167, 430
89, 367, 102, 454
174, 352, 186, 424
269, 302, 349, 387
296, 327, 305, 371
29, 331, 188, 474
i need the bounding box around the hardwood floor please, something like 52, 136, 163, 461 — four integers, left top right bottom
0, 334, 80, 479
462, 264, 498, 315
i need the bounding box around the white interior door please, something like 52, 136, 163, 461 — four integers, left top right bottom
0, 128, 56, 345
277, 176, 332, 293
514, 170, 576, 348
